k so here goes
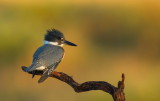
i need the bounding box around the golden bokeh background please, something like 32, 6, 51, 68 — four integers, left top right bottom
0, 0, 160, 101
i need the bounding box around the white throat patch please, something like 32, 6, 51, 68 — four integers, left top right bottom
44, 40, 64, 47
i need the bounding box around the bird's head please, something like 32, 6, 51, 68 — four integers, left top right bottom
44, 29, 77, 47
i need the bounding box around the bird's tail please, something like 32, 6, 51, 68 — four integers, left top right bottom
38, 71, 49, 83
38, 64, 56, 83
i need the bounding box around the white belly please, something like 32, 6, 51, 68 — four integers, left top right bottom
36, 66, 46, 70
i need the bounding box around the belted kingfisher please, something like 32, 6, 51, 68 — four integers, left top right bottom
25, 29, 77, 83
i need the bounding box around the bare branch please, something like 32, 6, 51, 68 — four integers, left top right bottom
21, 66, 125, 101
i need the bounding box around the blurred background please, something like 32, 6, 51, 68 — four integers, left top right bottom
0, 0, 160, 101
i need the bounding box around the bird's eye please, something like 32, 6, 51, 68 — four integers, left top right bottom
61, 38, 64, 41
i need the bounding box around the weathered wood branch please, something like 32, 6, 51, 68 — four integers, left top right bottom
21, 66, 125, 101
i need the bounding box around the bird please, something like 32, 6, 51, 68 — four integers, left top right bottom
24, 29, 77, 83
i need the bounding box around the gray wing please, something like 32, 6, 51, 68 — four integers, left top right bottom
27, 44, 64, 72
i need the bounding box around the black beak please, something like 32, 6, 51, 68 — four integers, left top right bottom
64, 40, 77, 46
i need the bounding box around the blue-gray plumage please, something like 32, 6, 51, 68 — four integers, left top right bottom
24, 29, 77, 83
26, 44, 64, 83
